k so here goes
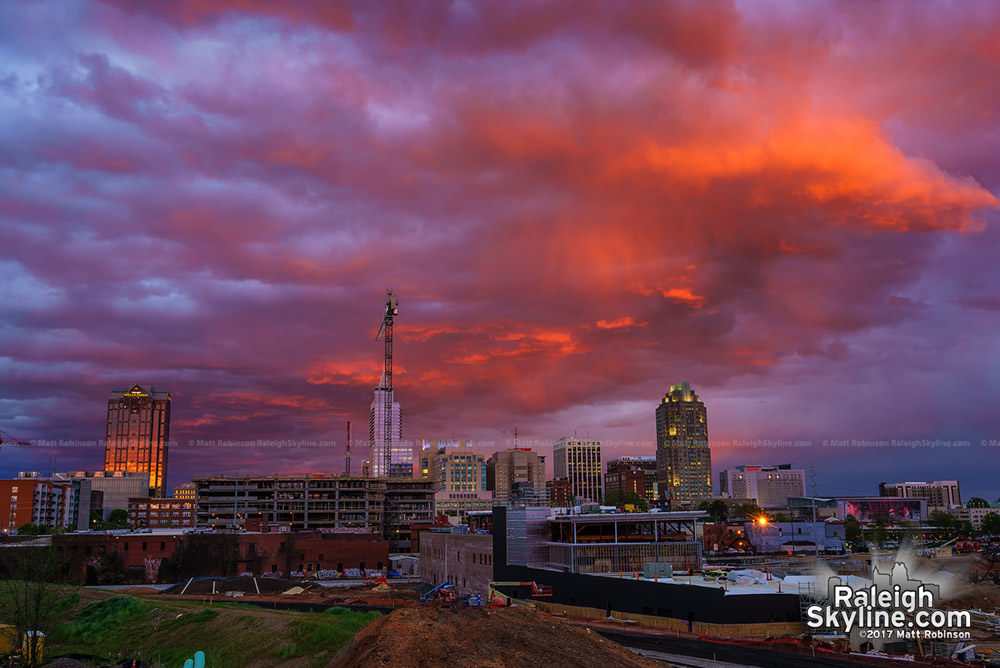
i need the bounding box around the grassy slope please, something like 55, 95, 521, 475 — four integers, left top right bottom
2, 587, 380, 668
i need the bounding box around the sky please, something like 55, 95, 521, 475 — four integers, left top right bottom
1, 0, 999, 499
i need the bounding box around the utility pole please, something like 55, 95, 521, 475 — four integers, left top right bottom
810, 466, 819, 557
233, 469, 239, 530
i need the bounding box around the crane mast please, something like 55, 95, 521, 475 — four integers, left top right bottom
375, 290, 398, 477
345, 420, 351, 475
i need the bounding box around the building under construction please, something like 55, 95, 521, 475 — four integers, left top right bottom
194, 474, 433, 553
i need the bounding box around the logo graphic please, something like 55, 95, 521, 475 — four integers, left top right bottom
804, 562, 972, 640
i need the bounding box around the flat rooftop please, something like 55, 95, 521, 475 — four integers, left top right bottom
549, 511, 707, 524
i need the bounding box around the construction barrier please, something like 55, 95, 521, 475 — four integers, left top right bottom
531, 600, 802, 639
0, 625, 15, 654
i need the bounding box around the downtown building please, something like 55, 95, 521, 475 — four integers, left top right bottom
486, 448, 547, 506
62, 470, 151, 530
193, 475, 433, 553
605, 456, 658, 503
718, 465, 806, 508
878, 480, 961, 510
655, 382, 711, 507
0, 473, 75, 534
103, 384, 171, 497
553, 437, 603, 503
424, 441, 491, 524
368, 373, 407, 477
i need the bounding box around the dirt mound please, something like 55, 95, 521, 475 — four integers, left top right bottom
329, 606, 660, 668
942, 581, 1000, 612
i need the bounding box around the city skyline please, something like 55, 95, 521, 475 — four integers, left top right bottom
1, 1, 999, 499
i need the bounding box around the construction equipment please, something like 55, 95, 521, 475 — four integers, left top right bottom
420, 581, 455, 603
374, 289, 398, 477
487, 581, 553, 606
0, 428, 31, 454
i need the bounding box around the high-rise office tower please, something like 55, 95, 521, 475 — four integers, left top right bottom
553, 437, 603, 503
104, 385, 171, 497
368, 373, 404, 477
486, 448, 546, 506
655, 382, 710, 506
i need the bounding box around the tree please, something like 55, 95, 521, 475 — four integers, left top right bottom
16, 524, 54, 536
0, 546, 66, 667
605, 492, 649, 512
981, 512, 1000, 536
107, 509, 128, 527
929, 510, 955, 534
967, 497, 990, 509
844, 515, 862, 544
706, 500, 729, 523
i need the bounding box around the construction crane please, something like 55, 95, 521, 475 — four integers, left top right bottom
0, 428, 31, 453
345, 420, 351, 475
375, 289, 398, 477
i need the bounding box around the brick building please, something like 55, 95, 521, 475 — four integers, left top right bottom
128, 497, 195, 528
0, 476, 75, 534
419, 531, 494, 597
52, 529, 390, 583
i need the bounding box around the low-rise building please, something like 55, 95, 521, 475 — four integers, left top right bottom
419, 531, 494, 597
718, 465, 806, 509
546, 478, 573, 507
194, 475, 433, 553
606, 457, 657, 502
52, 529, 390, 583
746, 519, 845, 553
836, 497, 927, 523
541, 511, 704, 574
61, 471, 151, 525
128, 497, 195, 529
434, 490, 493, 524
172, 483, 196, 500
879, 480, 961, 510
0, 474, 75, 534
951, 506, 1000, 530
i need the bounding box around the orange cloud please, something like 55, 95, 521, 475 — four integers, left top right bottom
595, 316, 646, 330
613, 116, 997, 232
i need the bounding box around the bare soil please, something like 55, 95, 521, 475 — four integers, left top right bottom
329, 605, 662, 668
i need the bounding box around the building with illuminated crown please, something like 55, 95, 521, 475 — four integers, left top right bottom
655, 382, 710, 507
103, 385, 171, 497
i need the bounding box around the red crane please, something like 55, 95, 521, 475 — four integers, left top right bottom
0, 428, 32, 453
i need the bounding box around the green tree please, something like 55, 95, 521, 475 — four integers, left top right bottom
107, 508, 128, 527
0, 546, 65, 667
605, 492, 649, 512
967, 497, 990, 509
844, 515, 862, 544
929, 510, 955, 534
16, 524, 54, 536
706, 500, 729, 523
959, 521, 975, 536
981, 512, 1000, 536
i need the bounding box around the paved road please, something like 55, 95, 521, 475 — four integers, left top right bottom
598, 630, 902, 668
